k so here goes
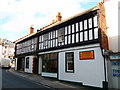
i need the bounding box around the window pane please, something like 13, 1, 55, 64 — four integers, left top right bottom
58, 28, 65, 43
51, 40, 53, 47
89, 18, 92, 29
66, 53, 74, 72
68, 25, 71, 34
68, 35, 71, 44
80, 21, 83, 31
94, 28, 98, 39
56, 30, 58, 37
76, 33, 79, 43
72, 34, 74, 43
42, 35, 43, 41
65, 36, 67, 45
39, 36, 41, 42
55, 39, 57, 47
84, 20, 87, 30
43, 34, 48, 47
53, 39, 55, 47
51, 32, 53, 39
65, 27, 67, 35
53, 31, 55, 38
42, 53, 58, 73
76, 23, 79, 32
48, 41, 50, 48
94, 16, 98, 27
72, 24, 74, 33
84, 31, 88, 41
89, 30, 93, 40
80, 32, 83, 42
48, 33, 50, 39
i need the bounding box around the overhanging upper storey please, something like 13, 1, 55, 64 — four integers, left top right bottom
37, 7, 100, 52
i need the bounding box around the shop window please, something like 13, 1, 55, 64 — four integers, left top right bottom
26, 57, 29, 68
42, 53, 58, 73
65, 52, 74, 73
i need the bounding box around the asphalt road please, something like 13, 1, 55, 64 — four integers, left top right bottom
1, 68, 52, 89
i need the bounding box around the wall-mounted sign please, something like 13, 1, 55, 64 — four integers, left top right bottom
110, 55, 120, 60
80, 50, 94, 60
112, 61, 120, 77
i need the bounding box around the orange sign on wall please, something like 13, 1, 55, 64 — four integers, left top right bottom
80, 50, 94, 60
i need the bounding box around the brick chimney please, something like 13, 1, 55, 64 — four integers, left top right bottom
30, 26, 34, 34
56, 12, 62, 22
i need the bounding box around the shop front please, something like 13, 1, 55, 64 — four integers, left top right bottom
40, 53, 58, 78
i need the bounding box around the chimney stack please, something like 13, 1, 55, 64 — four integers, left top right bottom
30, 26, 34, 34
56, 12, 62, 22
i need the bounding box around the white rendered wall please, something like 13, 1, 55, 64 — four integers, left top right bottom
104, 0, 120, 52
25, 56, 33, 73
58, 44, 105, 88
39, 43, 106, 88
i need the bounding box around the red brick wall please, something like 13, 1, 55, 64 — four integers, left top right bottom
97, 2, 109, 50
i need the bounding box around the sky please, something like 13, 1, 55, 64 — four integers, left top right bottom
0, 0, 102, 42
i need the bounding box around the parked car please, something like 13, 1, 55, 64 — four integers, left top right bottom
0, 58, 12, 69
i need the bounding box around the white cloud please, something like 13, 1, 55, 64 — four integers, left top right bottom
0, 0, 101, 40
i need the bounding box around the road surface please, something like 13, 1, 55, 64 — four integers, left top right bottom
1, 68, 52, 89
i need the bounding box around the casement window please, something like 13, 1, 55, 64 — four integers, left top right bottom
36, 12, 99, 51
43, 34, 48, 48
93, 15, 98, 27
84, 20, 88, 30
26, 57, 29, 68
42, 53, 58, 73
89, 18, 92, 29
30, 39, 35, 50
58, 28, 65, 43
65, 52, 74, 73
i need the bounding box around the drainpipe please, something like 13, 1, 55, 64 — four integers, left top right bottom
101, 48, 109, 88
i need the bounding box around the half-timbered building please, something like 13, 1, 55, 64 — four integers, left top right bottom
15, 2, 109, 88
15, 27, 39, 74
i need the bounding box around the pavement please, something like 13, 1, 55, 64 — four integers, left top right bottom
8, 68, 100, 90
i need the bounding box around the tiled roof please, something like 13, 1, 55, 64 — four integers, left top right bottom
38, 6, 98, 32
14, 32, 36, 43
14, 6, 98, 43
